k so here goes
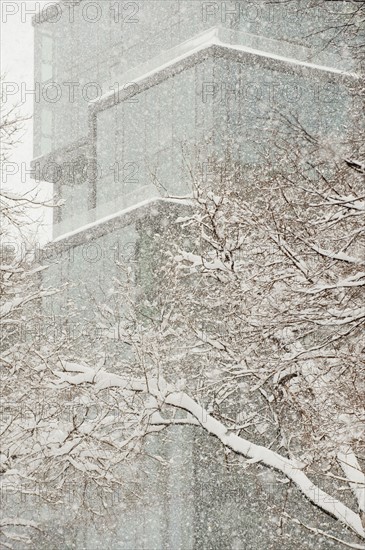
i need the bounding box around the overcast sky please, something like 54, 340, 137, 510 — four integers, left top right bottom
1, 0, 52, 241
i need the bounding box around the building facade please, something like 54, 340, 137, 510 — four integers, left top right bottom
31, 1, 357, 548
32, 0, 354, 238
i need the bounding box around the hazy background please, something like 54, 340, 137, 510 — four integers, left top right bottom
1, 0, 52, 242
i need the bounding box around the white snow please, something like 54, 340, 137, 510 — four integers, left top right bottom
56, 362, 365, 541
308, 243, 365, 266
338, 447, 365, 513
94, 27, 354, 111
52, 197, 190, 244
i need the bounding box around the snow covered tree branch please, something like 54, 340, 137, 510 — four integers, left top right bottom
54, 361, 365, 541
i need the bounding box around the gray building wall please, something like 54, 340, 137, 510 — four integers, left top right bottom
32, 0, 354, 238
30, 2, 358, 548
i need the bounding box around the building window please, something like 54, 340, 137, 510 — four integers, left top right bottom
41, 33, 53, 82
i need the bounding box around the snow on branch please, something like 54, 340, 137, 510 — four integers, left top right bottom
303, 243, 365, 266
56, 363, 365, 541
338, 447, 365, 514
300, 272, 365, 293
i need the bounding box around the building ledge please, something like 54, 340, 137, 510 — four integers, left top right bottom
92, 26, 355, 115
47, 197, 191, 250
33, 26, 357, 241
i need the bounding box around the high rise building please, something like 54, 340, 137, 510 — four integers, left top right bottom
32, 0, 353, 238
31, 1, 356, 547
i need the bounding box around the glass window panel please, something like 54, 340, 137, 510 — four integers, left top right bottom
120, 161, 143, 196
97, 107, 116, 175
97, 173, 115, 208
41, 34, 53, 62
123, 97, 145, 168
157, 80, 173, 150
145, 86, 160, 157
41, 136, 52, 155
41, 62, 53, 82
41, 109, 53, 136
173, 67, 195, 143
